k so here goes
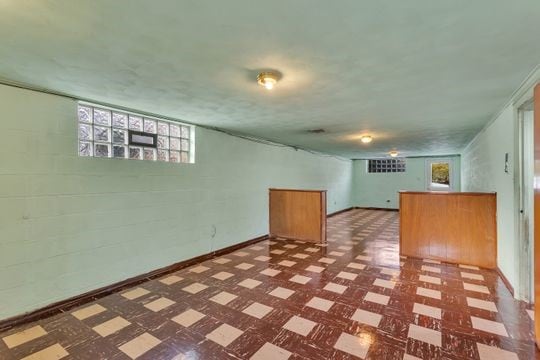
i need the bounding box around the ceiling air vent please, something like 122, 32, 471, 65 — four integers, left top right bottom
307, 128, 325, 134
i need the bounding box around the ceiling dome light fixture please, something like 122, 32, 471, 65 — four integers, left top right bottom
360, 135, 373, 144
257, 72, 278, 90
389, 150, 399, 157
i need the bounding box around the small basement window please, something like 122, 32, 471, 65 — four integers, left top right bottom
426, 158, 454, 191
77, 103, 194, 163
368, 158, 406, 173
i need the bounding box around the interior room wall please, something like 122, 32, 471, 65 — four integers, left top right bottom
460, 66, 540, 299
461, 105, 519, 293
0, 84, 354, 320
352, 156, 461, 209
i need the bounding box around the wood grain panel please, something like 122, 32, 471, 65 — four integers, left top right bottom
533, 83, 540, 348
269, 189, 326, 243
400, 191, 497, 268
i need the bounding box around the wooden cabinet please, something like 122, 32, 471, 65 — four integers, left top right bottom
399, 191, 497, 268
269, 189, 327, 243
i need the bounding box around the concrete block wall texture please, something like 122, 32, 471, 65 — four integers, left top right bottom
0, 84, 353, 320
461, 104, 518, 292
352, 157, 461, 209
460, 63, 540, 300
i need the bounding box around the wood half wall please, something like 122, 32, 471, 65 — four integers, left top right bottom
399, 191, 497, 268
269, 188, 327, 243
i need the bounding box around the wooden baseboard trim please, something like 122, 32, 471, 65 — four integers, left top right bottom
496, 266, 515, 297
327, 207, 355, 217
0, 234, 268, 332
356, 206, 399, 212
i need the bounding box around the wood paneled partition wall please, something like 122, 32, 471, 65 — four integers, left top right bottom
400, 191, 497, 268
269, 189, 327, 243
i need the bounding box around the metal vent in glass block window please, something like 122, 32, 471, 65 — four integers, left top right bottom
77, 103, 194, 163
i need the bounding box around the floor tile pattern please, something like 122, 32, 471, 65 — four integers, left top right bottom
0, 209, 537, 359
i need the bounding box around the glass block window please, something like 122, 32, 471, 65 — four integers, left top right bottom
367, 158, 406, 173
78, 103, 193, 163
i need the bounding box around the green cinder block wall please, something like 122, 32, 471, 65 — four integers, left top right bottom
352, 157, 461, 209
0, 84, 353, 320
461, 104, 518, 293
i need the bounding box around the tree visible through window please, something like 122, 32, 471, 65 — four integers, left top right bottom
426, 159, 453, 191
431, 162, 450, 186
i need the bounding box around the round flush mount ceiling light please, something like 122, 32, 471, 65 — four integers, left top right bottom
389, 150, 399, 157
257, 72, 278, 90
360, 135, 373, 144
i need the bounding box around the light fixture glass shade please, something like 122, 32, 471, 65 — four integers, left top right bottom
263, 78, 275, 89
389, 151, 399, 157
257, 72, 278, 90
360, 135, 372, 143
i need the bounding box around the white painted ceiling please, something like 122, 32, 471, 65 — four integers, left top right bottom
1, 0, 539, 158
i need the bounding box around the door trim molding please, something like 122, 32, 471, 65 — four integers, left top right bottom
496, 267, 515, 297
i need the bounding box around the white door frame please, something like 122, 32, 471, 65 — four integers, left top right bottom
517, 104, 534, 302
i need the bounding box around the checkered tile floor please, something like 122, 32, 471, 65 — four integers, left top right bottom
0, 209, 537, 359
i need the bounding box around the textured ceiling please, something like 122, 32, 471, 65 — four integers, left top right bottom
1, 0, 539, 158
